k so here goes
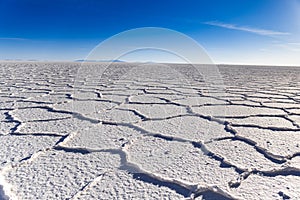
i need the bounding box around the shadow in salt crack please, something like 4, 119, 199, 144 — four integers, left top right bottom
54, 134, 70, 145
255, 167, 300, 177
152, 134, 173, 141
132, 173, 191, 197
0, 185, 9, 200
196, 191, 233, 200
53, 146, 91, 154
3, 111, 22, 134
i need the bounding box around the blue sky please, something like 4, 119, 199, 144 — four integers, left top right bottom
0, 0, 299, 65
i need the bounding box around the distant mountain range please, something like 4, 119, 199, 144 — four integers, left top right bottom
74, 59, 124, 62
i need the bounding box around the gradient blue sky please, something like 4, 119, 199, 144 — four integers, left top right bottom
0, 0, 299, 65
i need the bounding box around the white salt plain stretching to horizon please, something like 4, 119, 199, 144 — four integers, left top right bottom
0, 62, 300, 199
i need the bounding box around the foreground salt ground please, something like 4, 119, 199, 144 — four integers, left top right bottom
0, 63, 300, 200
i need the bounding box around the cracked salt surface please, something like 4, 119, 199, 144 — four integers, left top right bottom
192, 105, 286, 118
0, 122, 18, 136
173, 96, 228, 106
228, 116, 296, 129
0, 135, 59, 168
234, 127, 300, 157
1, 62, 300, 199
232, 174, 300, 199
73, 170, 184, 200
205, 139, 283, 171
10, 107, 72, 122
288, 115, 300, 126
16, 118, 90, 136
63, 124, 140, 150
136, 115, 231, 141
119, 104, 187, 119
5, 150, 121, 199
127, 136, 239, 188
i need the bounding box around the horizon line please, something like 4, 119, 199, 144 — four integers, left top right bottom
0, 59, 299, 67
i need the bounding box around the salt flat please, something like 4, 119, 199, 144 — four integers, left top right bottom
1, 62, 300, 200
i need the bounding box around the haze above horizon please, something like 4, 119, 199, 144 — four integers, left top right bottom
0, 0, 300, 66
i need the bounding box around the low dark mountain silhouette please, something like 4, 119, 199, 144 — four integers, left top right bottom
75, 59, 124, 62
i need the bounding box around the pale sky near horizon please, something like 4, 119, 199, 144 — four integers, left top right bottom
0, 0, 300, 66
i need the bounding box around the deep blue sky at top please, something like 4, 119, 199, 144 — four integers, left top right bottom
0, 0, 299, 65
